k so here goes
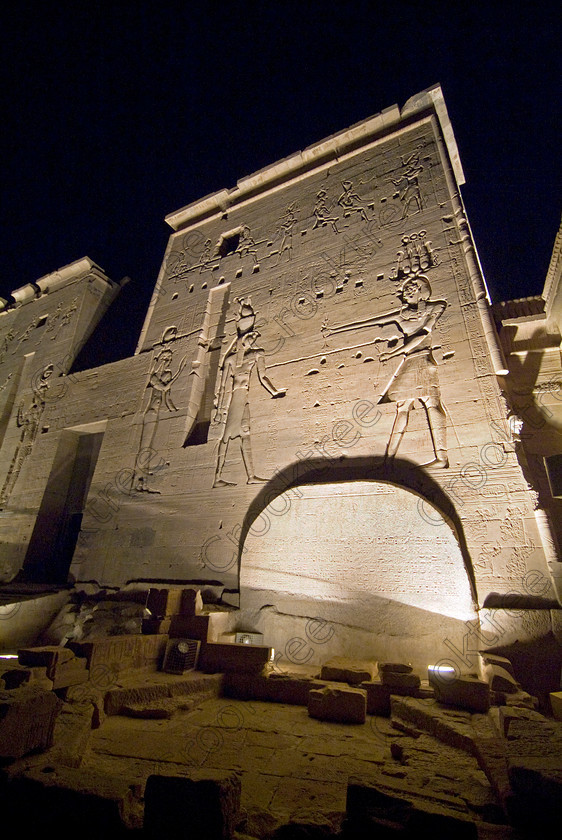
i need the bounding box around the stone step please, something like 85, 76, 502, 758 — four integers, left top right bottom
103, 671, 223, 715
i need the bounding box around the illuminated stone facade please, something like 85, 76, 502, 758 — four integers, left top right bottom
0, 86, 560, 671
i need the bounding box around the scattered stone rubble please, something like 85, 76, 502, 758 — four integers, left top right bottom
0, 585, 560, 837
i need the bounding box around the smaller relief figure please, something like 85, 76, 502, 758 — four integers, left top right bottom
391, 146, 424, 219
235, 226, 260, 267
323, 276, 448, 467
133, 344, 187, 491
0, 329, 16, 364
213, 299, 286, 488
0, 364, 53, 508
43, 297, 79, 340
312, 189, 340, 233
277, 202, 298, 261
199, 238, 215, 272
337, 180, 370, 222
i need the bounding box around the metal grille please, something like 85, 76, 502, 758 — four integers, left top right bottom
163, 638, 200, 674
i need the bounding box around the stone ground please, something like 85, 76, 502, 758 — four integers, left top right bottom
5, 661, 555, 837
81, 695, 508, 837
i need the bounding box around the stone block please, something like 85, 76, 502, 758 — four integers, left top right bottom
222, 671, 268, 701
169, 613, 210, 641
169, 610, 231, 642
18, 645, 75, 678
320, 656, 377, 685
498, 705, 546, 736
51, 657, 89, 689
346, 776, 412, 822
69, 634, 167, 674
429, 671, 490, 713
265, 672, 325, 705
377, 662, 413, 675
482, 662, 519, 694
502, 689, 538, 710
308, 686, 366, 723
146, 587, 183, 618
6, 764, 142, 833
380, 671, 421, 694
0, 685, 62, 759
346, 776, 478, 838
0, 662, 33, 689
144, 771, 241, 839
360, 679, 391, 716
406, 804, 478, 837
550, 691, 562, 721
180, 587, 204, 616
478, 651, 516, 679
142, 617, 172, 635
198, 642, 272, 674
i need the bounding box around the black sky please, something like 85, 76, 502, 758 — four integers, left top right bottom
1, 3, 560, 364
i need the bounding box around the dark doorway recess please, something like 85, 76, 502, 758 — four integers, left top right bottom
22, 426, 104, 583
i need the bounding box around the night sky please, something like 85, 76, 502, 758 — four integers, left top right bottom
1, 4, 560, 365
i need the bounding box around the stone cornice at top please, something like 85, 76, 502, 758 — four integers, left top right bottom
165, 84, 464, 233
0, 257, 113, 314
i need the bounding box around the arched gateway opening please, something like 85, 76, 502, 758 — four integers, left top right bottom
238, 458, 479, 671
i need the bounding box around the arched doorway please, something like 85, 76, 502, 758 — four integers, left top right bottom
237, 459, 478, 670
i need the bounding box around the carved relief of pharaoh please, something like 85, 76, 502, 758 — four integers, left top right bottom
324, 275, 448, 467
213, 299, 286, 487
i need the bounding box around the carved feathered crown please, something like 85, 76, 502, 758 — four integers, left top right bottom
235, 297, 256, 336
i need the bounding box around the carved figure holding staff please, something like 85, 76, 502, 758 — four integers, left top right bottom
323, 275, 448, 466
213, 299, 286, 487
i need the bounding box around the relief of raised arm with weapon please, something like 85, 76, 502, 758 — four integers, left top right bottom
323, 275, 448, 467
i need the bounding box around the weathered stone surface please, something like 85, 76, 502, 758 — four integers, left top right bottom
198, 642, 272, 673
169, 610, 232, 642
146, 586, 183, 617
51, 657, 89, 689
308, 686, 366, 723
390, 696, 475, 753
18, 644, 75, 677
6, 763, 142, 832
345, 776, 478, 838
497, 705, 546, 737
320, 657, 376, 685
377, 662, 413, 675
49, 702, 95, 767
0, 661, 52, 690
141, 617, 172, 635
429, 672, 490, 713
144, 771, 241, 839
380, 671, 421, 694
265, 673, 326, 705
506, 719, 562, 830
69, 634, 167, 674
180, 587, 204, 616
478, 652, 516, 679
482, 663, 519, 694
360, 679, 391, 716
103, 671, 222, 715
0, 685, 62, 759
550, 690, 562, 720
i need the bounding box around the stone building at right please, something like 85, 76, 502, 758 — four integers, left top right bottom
493, 218, 562, 602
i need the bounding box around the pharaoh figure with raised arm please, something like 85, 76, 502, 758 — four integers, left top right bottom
213, 299, 286, 487
324, 275, 448, 466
